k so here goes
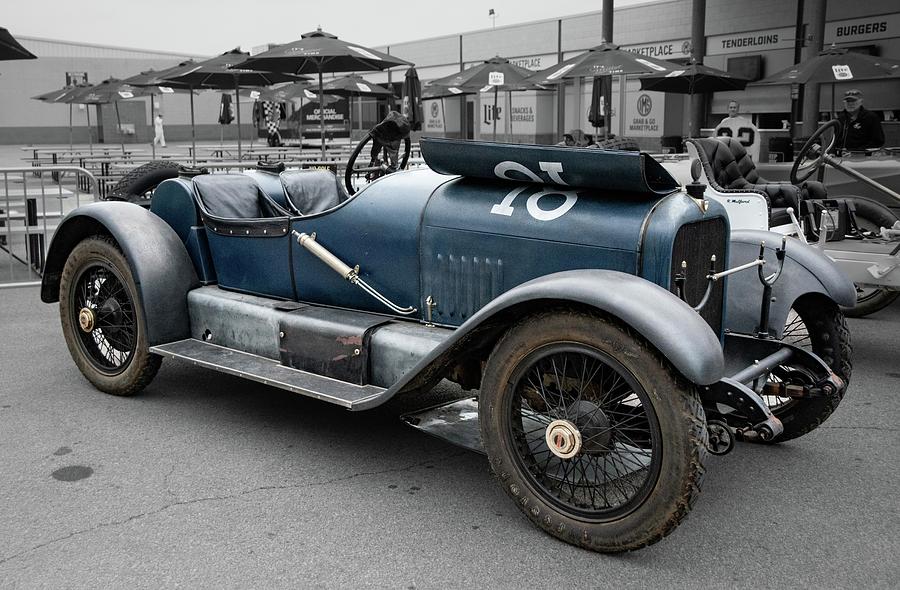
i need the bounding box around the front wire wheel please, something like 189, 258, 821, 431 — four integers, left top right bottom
59, 236, 161, 395
760, 295, 852, 442
480, 311, 708, 552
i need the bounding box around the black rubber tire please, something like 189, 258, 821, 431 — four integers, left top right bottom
59, 236, 161, 396
479, 310, 708, 553
106, 160, 181, 206
592, 136, 640, 151
843, 197, 900, 318
765, 295, 852, 442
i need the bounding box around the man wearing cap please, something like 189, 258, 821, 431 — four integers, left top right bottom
837, 89, 884, 152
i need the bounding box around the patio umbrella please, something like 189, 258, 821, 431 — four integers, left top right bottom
526, 43, 677, 138
752, 45, 900, 116
127, 61, 203, 161
401, 67, 423, 131
0, 27, 36, 60
165, 48, 303, 159
31, 85, 88, 149
121, 68, 195, 158
66, 78, 154, 153
638, 62, 749, 137
429, 56, 542, 141
238, 28, 413, 158
638, 62, 749, 95
323, 74, 393, 133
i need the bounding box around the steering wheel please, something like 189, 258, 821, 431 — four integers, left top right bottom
344, 133, 411, 195
790, 120, 840, 184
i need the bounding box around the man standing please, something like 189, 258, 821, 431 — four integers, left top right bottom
837, 89, 884, 152
718, 100, 747, 127
153, 113, 166, 148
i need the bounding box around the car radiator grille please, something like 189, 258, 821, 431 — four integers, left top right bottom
670, 218, 727, 335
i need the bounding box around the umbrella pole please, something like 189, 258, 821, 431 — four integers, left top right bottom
507, 90, 512, 142
115, 101, 125, 154
492, 86, 498, 142
150, 96, 156, 159
190, 88, 196, 166
319, 69, 326, 160
86, 105, 94, 154
236, 80, 242, 161
68, 104, 73, 151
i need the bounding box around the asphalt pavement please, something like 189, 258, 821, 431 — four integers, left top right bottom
1, 283, 898, 588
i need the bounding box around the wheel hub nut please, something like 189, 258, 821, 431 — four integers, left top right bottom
78, 308, 95, 332
545, 420, 582, 459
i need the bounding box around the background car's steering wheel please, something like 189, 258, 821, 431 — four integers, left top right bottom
790, 120, 840, 184
344, 133, 411, 195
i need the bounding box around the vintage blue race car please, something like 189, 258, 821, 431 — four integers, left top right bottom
40, 123, 854, 553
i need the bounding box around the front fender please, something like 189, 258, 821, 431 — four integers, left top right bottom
725, 230, 856, 338
40, 201, 200, 345
357, 269, 724, 410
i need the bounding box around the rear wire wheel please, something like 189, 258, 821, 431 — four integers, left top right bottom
760, 295, 852, 442
58, 236, 161, 395
479, 311, 708, 552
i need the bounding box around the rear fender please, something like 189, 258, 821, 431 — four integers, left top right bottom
359, 269, 725, 410
40, 201, 200, 345
725, 229, 856, 338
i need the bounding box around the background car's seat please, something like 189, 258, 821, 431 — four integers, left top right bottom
688, 137, 801, 226
192, 174, 289, 219
280, 170, 350, 216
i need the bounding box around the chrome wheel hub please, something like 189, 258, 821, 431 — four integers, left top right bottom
78, 307, 95, 333
545, 419, 582, 459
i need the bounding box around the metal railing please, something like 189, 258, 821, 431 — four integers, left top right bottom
1, 166, 97, 288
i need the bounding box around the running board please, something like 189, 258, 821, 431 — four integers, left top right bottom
150, 338, 385, 409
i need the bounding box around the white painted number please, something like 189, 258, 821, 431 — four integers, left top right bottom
490, 160, 578, 221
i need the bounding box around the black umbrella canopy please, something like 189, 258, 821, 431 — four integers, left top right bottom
242, 84, 341, 104
238, 28, 412, 75
401, 67, 423, 131
422, 84, 475, 98
0, 27, 36, 60
31, 86, 85, 102
753, 45, 900, 85
430, 56, 537, 90
638, 62, 749, 94
166, 48, 303, 88
322, 74, 393, 96
526, 43, 677, 84
66, 78, 154, 103
121, 67, 196, 94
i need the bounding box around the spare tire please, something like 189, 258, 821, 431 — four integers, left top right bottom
106, 161, 181, 207
592, 136, 640, 151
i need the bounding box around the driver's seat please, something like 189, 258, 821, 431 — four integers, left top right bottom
688, 137, 802, 226
280, 170, 350, 216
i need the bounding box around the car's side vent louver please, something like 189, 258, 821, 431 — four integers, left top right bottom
670, 218, 727, 335
430, 254, 504, 323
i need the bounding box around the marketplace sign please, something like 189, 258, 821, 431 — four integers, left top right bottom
622, 40, 692, 59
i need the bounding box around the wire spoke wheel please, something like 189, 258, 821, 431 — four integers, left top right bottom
71, 262, 136, 374
509, 345, 661, 519
758, 296, 851, 442
479, 311, 707, 552
59, 236, 161, 396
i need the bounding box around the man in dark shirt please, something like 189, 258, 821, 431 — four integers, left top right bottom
836, 89, 884, 152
